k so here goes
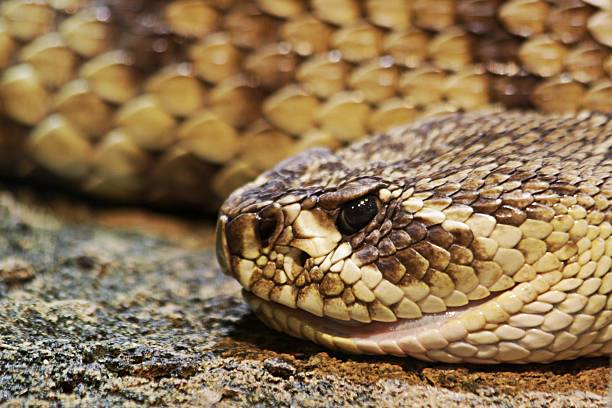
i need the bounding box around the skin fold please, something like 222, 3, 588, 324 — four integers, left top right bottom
217, 111, 612, 364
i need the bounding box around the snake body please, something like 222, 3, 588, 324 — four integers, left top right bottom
218, 111, 612, 363
0, 0, 610, 210
0, 1, 610, 363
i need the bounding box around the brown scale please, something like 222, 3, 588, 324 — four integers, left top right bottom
396, 247, 429, 283
0, 0, 610, 211
427, 225, 455, 248
376, 256, 405, 284
377, 237, 396, 257
457, 0, 502, 35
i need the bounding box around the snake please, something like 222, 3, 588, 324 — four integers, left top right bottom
0, 0, 610, 363
217, 111, 612, 364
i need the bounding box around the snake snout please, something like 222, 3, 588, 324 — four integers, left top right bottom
215, 215, 231, 275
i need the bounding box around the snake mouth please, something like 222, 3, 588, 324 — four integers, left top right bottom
246, 290, 459, 337
243, 290, 497, 356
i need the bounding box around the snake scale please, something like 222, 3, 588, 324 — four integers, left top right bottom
0, 0, 610, 363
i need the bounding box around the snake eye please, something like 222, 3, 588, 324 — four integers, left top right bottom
337, 194, 380, 235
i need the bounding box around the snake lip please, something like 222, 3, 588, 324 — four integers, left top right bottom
244, 290, 495, 343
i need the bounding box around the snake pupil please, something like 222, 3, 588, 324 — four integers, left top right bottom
337, 194, 379, 235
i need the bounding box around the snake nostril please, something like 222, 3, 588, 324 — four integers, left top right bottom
256, 215, 277, 245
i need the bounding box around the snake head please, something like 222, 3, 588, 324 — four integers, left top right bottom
218, 170, 388, 312
216, 112, 612, 363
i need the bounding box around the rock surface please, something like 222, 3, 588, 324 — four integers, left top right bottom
0, 189, 609, 407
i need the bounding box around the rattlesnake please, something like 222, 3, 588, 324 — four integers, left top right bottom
217, 110, 611, 363
0, 0, 610, 363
